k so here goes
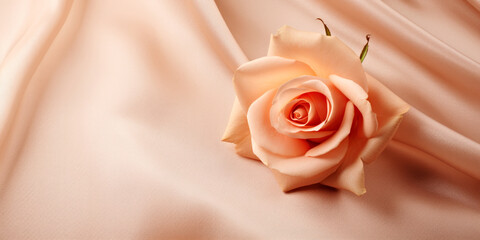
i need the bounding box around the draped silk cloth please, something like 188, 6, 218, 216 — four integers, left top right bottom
0, 0, 479, 239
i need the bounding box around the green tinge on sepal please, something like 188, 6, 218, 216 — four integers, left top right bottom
316, 18, 331, 36
360, 34, 371, 63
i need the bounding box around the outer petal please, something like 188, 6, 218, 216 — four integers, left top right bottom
252, 138, 348, 192
321, 74, 410, 195
253, 138, 349, 177
222, 98, 258, 160
268, 25, 368, 91
271, 167, 337, 192
234, 56, 315, 111
233, 135, 258, 160
247, 89, 311, 157
322, 156, 366, 196
329, 74, 378, 138
319, 124, 368, 196
360, 74, 410, 163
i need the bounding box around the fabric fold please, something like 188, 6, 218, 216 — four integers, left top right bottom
0, 0, 75, 187
394, 107, 480, 180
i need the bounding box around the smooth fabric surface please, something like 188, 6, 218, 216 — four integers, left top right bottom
0, 0, 479, 239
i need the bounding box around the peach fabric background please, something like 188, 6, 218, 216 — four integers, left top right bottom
0, 0, 479, 239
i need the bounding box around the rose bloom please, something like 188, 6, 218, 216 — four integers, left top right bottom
223, 26, 409, 195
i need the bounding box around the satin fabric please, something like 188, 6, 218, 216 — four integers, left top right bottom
0, 0, 479, 239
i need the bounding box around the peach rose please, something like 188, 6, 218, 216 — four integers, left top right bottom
223, 26, 409, 195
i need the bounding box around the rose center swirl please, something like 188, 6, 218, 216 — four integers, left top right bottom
284, 92, 329, 127
290, 102, 309, 123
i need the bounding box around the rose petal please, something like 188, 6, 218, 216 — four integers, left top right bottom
222, 98, 258, 160
268, 25, 368, 91
320, 75, 410, 195
271, 168, 337, 192
252, 138, 349, 191
303, 92, 328, 125
247, 89, 311, 157
329, 74, 378, 138
306, 101, 355, 157
234, 56, 315, 111
319, 126, 369, 195
359, 74, 410, 163
322, 157, 366, 196
252, 138, 348, 178
233, 133, 258, 160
